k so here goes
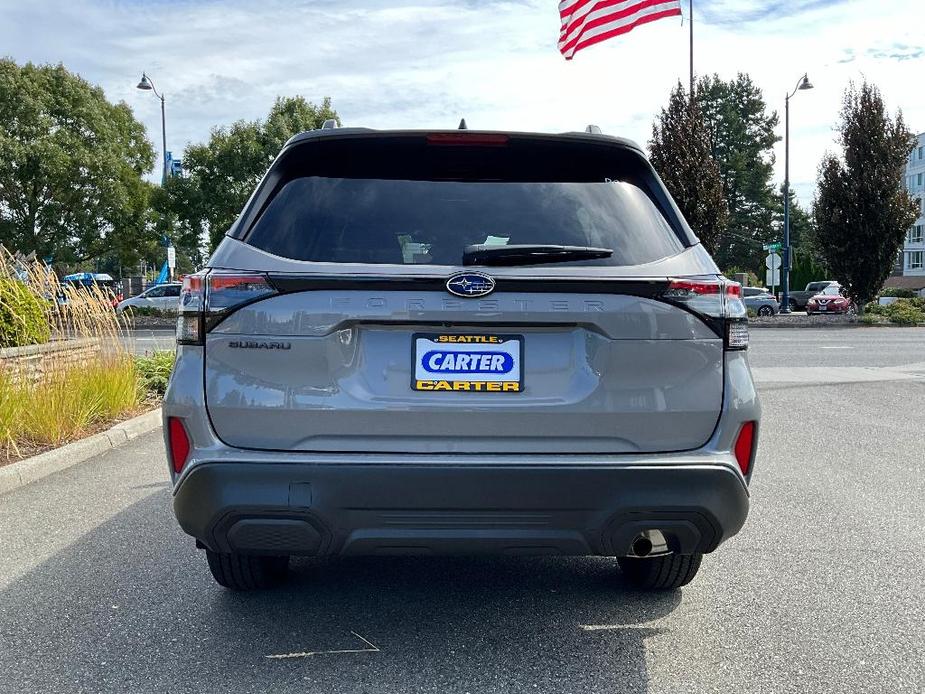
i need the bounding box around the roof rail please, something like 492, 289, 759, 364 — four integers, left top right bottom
321, 119, 338, 130
585, 124, 602, 134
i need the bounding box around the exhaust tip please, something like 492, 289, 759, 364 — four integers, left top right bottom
631, 536, 654, 557
629, 529, 670, 558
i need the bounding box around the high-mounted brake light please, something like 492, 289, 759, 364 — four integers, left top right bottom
661, 278, 748, 350
426, 133, 510, 147
175, 271, 277, 346
167, 417, 191, 474
734, 421, 756, 476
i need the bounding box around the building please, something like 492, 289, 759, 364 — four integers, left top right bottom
900, 132, 925, 276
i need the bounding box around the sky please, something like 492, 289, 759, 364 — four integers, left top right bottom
1, 0, 923, 204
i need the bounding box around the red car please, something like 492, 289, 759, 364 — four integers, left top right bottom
806, 284, 853, 314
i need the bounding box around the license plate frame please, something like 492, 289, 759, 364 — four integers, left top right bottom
411, 333, 524, 393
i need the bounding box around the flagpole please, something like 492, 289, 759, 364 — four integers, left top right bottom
689, 0, 694, 95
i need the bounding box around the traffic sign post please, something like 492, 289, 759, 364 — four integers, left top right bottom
167, 246, 176, 282
765, 253, 782, 297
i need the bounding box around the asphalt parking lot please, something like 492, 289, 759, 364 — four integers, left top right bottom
1, 327, 923, 694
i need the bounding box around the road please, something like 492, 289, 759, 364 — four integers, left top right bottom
124, 327, 175, 355
1, 328, 923, 693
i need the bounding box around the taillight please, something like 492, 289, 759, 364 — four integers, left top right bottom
733, 421, 756, 476
207, 273, 276, 312
167, 417, 191, 474
176, 272, 206, 345
662, 278, 748, 350
176, 271, 277, 346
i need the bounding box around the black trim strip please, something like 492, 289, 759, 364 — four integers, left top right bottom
268, 274, 669, 297
250, 274, 726, 340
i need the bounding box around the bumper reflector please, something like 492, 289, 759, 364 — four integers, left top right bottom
168, 417, 191, 474
734, 421, 756, 476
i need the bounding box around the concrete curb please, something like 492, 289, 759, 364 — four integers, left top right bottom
0, 408, 162, 496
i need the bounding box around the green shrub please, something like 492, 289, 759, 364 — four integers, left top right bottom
864, 302, 886, 315
135, 350, 175, 396
0, 278, 50, 348
879, 287, 916, 298
860, 313, 886, 325
883, 299, 925, 326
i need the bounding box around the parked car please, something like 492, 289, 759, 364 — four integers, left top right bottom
742, 287, 779, 316
61, 272, 123, 307
163, 126, 761, 592
787, 280, 839, 312
116, 282, 182, 313
806, 284, 854, 315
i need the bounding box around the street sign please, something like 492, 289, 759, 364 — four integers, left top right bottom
763, 242, 782, 252
765, 253, 781, 271
766, 269, 780, 287
167, 246, 176, 270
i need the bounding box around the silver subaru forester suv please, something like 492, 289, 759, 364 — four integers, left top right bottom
163, 126, 760, 591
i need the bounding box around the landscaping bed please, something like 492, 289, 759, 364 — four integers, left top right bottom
123, 307, 177, 329
0, 400, 160, 467
748, 298, 925, 328
749, 314, 858, 328
0, 251, 174, 466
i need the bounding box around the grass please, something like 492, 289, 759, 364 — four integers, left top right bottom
13, 357, 141, 446
0, 353, 172, 456
0, 249, 173, 460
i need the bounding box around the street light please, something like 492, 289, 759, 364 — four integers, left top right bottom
781, 73, 814, 314
136, 72, 168, 185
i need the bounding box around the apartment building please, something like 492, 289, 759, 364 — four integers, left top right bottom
900, 132, 925, 275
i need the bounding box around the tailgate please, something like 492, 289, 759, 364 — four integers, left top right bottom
203, 287, 722, 454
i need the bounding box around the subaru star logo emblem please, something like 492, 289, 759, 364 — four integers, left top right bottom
446, 272, 496, 298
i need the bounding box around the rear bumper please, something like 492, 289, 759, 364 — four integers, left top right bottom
173, 460, 749, 558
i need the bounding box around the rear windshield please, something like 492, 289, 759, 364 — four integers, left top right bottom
245, 177, 685, 266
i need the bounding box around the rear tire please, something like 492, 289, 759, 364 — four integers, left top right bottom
205, 550, 290, 590
789, 299, 798, 312
618, 553, 703, 590
757, 305, 774, 316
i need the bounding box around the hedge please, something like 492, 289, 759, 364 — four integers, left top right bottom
0, 278, 50, 348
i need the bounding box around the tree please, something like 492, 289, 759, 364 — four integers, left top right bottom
648, 82, 727, 254
813, 82, 918, 308
696, 74, 780, 273
0, 60, 156, 265
157, 96, 339, 255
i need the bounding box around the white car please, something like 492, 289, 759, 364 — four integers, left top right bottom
116, 283, 182, 313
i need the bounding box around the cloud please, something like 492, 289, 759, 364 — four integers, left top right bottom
697, 0, 853, 27
867, 43, 925, 62
1, 0, 922, 204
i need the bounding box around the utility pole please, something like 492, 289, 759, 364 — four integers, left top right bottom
781, 73, 814, 313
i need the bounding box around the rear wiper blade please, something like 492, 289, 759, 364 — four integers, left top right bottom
462, 244, 613, 267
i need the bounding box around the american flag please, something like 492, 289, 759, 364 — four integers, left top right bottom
558, 0, 682, 59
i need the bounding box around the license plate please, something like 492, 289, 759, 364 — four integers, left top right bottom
818, 305, 827, 311
412, 334, 523, 393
